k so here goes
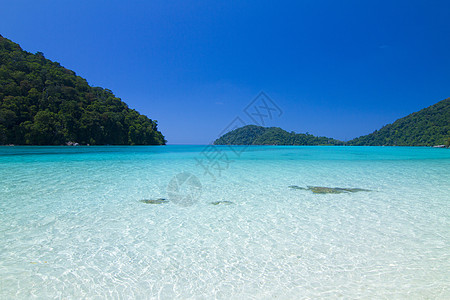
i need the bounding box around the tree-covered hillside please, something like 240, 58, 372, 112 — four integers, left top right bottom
0, 35, 165, 145
213, 125, 344, 145
347, 98, 449, 146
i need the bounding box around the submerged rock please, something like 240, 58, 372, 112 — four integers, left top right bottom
288, 185, 307, 190
211, 201, 234, 205
289, 185, 370, 194
140, 198, 168, 204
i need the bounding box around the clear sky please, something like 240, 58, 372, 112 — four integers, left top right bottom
1, 0, 449, 144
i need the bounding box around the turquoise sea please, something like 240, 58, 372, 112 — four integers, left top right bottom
0, 146, 449, 299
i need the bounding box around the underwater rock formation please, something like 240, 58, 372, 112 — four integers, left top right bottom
289, 185, 371, 194
211, 201, 234, 205
140, 198, 169, 204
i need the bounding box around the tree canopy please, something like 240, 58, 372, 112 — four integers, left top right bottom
0, 35, 166, 145
213, 125, 344, 146
214, 98, 449, 147
347, 98, 449, 146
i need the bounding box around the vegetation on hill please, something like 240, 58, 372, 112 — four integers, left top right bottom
0, 35, 165, 145
213, 125, 344, 146
347, 98, 449, 146
1, 35, 448, 147
215, 98, 449, 147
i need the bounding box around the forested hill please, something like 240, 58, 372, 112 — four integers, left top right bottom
213, 125, 344, 145
347, 98, 450, 146
0, 35, 166, 145
215, 98, 450, 147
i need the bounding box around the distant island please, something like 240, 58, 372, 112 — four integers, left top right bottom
214, 125, 344, 146
347, 98, 449, 146
214, 98, 450, 147
0, 35, 165, 145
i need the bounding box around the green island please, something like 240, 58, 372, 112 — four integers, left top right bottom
0, 35, 165, 145
1, 34, 448, 147
214, 98, 450, 147
347, 98, 449, 146
214, 125, 344, 146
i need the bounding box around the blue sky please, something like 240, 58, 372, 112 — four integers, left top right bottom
1, 0, 449, 144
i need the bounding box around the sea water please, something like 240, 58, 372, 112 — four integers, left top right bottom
0, 146, 449, 299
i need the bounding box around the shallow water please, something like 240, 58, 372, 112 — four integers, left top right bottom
0, 146, 449, 299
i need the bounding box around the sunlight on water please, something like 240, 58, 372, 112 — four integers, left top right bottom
0, 146, 449, 299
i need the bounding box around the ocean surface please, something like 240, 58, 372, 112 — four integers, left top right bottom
0, 145, 449, 299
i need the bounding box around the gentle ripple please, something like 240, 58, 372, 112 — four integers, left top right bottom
0, 146, 449, 299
